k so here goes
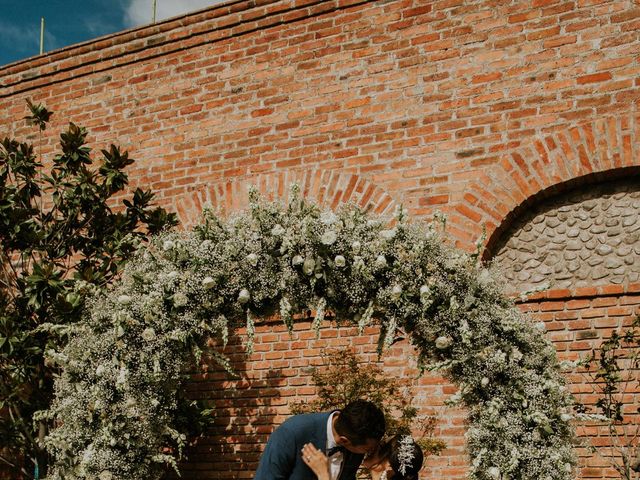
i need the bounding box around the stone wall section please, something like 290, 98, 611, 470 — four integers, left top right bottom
493, 178, 640, 293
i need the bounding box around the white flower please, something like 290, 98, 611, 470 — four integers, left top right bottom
238, 289, 251, 304
99, 470, 113, 480
142, 328, 156, 342
96, 365, 105, 377
481, 377, 489, 387
375, 255, 387, 268
397, 435, 415, 475
167, 270, 179, 279
379, 228, 396, 240
116, 325, 125, 337
246, 253, 259, 266
564, 463, 572, 473
435, 336, 452, 349
320, 211, 337, 225
391, 284, 403, 299
321, 230, 337, 245
334, 255, 346, 268
202, 276, 216, 290
535, 322, 546, 331
560, 413, 572, 422
303, 258, 316, 275
351, 241, 361, 253
420, 284, 430, 297
511, 348, 523, 362
292, 255, 304, 266
271, 224, 285, 236
487, 467, 500, 479
173, 293, 188, 307
117, 294, 132, 305
162, 240, 175, 251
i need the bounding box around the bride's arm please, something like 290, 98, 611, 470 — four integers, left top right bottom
301, 443, 330, 480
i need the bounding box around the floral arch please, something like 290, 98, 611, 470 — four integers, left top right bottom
41, 188, 577, 480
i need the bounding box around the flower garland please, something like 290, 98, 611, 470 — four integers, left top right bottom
39, 187, 577, 480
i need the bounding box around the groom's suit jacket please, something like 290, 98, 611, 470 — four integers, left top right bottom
253, 411, 364, 480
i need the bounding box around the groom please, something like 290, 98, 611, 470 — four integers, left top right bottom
254, 399, 386, 480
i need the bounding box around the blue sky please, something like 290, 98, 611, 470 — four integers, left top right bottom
0, 0, 219, 67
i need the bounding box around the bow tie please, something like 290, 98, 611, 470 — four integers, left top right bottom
327, 445, 347, 457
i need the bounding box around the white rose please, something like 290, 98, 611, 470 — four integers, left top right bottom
564, 463, 572, 473
535, 322, 546, 332
173, 293, 188, 307
271, 224, 285, 236
334, 255, 346, 268
321, 230, 337, 245
246, 253, 259, 266
320, 212, 337, 225
560, 413, 572, 422
116, 325, 125, 337
117, 294, 132, 305
375, 255, 387, 268
391, 284, 403, 299
379, 228, 396, 240
351, 241, 361, 253
481, 377, 489, 387
292, 255, 304, 266
238, 289, 251, 304
420, 285, 431, 297
303, 258, 316, 275
162, 240, 175, 251
435, 336, 452, 349
96, 365, 105, 377
202, 276, 216, 290
142, 328, 156, 342
99, 471, 113, 480
487, 467, 500, 479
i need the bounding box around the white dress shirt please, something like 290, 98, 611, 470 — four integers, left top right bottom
326, 411, 344, 480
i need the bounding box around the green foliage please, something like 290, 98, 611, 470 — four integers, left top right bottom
0, 100, 177, 478
577, 315, 640, 480
289, 348, 446, 456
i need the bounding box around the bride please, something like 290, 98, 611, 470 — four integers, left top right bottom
302, 434, 424, 480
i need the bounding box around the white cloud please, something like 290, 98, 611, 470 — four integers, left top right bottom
124, 0, 221, 28
0, 20, 60, 61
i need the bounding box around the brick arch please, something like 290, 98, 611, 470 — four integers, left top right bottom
171, 170, 398, 228
451, 113, 640, 256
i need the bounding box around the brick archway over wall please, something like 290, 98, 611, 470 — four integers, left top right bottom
170, 169, 398, 228
450, 113, 640, 253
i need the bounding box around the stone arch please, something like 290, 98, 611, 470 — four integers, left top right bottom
453, 114, 640, 248
483, 169, 640, 293
171, 170, 398, 227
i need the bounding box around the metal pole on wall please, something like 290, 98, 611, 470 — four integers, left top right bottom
39, 17, 45, 55
152, 0, 157, 23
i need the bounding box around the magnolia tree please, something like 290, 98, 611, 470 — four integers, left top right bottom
40, 189, 577, 480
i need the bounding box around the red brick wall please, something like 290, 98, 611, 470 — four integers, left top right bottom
520, 284, 640, 480
1, 0, 640, 478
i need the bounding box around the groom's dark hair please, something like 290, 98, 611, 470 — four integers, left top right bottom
335, 399, 385, 445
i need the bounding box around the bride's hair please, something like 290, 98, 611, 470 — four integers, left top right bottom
378, 435, 424, 480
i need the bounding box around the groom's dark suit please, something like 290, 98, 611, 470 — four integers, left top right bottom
254, 411, 363, 480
